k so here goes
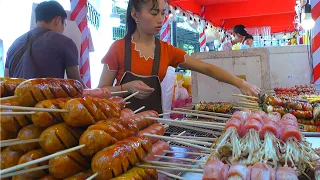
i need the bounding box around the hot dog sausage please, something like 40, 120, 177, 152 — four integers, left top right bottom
64, 169, 93, 180
11, 124, 44, 152
0, 147, 24, 169
144, 141, 170, 161
40, 123, 85, 154
32, 98, 70, 128
91, 136, 152, 180
15, 149, 48, 179
0, 77, 25, 97
137, 123, 165, 143
14, 78, 83, 107
110, 165, 157, 180
49, 151, 90, 179
120, 108, 134, 119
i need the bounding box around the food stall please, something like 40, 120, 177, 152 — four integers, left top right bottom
0, 0, 319, 179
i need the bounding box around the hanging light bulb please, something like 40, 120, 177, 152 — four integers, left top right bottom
189, 17, 194, 24
183, 13, 187, 21
175, 7, 180, 14
301, 1, 315, 30
168, 10, 173, 18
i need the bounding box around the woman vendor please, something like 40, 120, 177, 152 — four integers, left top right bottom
98, 0, 261, 113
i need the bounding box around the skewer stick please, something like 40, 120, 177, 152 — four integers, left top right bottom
133, 106, 145, 114
237, 101, 259, 107
232, 94, 258, 100
143, 134, 211, 151
0, 138, 41, 148
163, 150, 209, 156
0, 138, 20, 143
125, 101, 131, 105
233, 106, 258, 111
0, 112, 36, 115
179, 119, 226, 126
174, 108, 232, 117
144, 161, 202, 169
169, 135, 216, 142
0, 144, 85, 175
1, 165, 50, 178
158, 112, 170, 117
168, 110, 229, 121
0, 105, 69, 112
157, 170, 188, 180
240, 98, 258, 103
146, 117, 225, 130
144, 134, 212, 146
165, 123, 220, 137
86, 172, 98, 180
110, 91, 128, 95
167, 131, 186, 144
137, 165, 204, 173
0, 96, 17, 101
123, 91, 139, 101
152, 155, 206, 163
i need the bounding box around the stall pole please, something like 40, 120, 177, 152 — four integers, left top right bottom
199, 6, 206, 52
312, 0, 320, 87
70, 0, 91, 88
160, 16, 171, 44
171, 21, 177, 47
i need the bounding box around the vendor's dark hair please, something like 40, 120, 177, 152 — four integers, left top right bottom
126, 0, 159, 36
244, 34, 254, 41
35, 1, 67, 23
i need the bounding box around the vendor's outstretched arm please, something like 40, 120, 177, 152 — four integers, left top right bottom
179, 55, 261, 96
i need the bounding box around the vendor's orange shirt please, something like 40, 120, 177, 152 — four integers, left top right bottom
101, 38, 187, 85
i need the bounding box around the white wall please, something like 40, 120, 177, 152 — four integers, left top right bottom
0, 0, 114, 87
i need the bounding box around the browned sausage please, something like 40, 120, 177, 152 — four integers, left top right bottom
49, 151, 90, 179
11, 125, 44, 152
0, 147, 24, 169
39, 123, 85, 154
64, 169, 93, 180
0, 77, 25, 97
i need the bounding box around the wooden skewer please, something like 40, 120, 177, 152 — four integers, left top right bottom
154, 155, 206, 163
86, 172, 98, 180
169, 135, 216, 142
136, 164, 204, 173
110, 91, 128, 95
174, 108, 232, 117
146, 117, 225, 130
167, 131, 186, 144
158, 112, 170, 117
0, 111, 36, 115
237, 101, 259, 107
232, 94, 258, 100
163, 150, 209, 156
0, 138, 41, 148
144, 160, 202, 169
125, 101, 131, 105
133, 106, 145, 114
1, 165, 50, 178
124, 91, 139, 101
240, 98, 258, 103
0, 96, 17, 101
168, 110, 229, 121
157, 170, 187, 180
0, 105, 69, 113
233, 106, 258, 111
143, 134, 212, 146
0, 144, 85, 175
143, 134, 211, 151
178, 119, 226, 126
165, 123, 220, 137
0, 138, 20, 143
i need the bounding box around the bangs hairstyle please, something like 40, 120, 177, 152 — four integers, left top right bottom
126, 0, 160, 36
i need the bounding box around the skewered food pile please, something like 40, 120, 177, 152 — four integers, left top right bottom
274, 84, 316, 96
193, 102, 233, 113
0, 78, 168, 179
263, 95, 314, 121
208, 110, 319, 179
0, 77, 25, 97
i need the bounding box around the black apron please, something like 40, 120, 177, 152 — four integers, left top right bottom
120, 35, 163, 114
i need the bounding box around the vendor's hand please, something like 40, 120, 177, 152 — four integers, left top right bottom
238, 79, 261, 97
123, 80, 154, 99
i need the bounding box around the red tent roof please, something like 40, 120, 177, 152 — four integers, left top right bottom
169, 0, 296, 33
